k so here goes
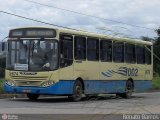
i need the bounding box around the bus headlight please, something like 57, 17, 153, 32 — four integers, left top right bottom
6, 80, 16, 86
41, 80, 55, 87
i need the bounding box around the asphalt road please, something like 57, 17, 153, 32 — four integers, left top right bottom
0, 92, 160, 120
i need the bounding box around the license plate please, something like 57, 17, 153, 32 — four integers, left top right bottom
22, 89, 31, 93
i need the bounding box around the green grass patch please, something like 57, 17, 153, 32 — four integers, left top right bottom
0, 78, 5, 94
152, 77, 160, 89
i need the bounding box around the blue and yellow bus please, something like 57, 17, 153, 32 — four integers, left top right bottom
4, 27, 153, 101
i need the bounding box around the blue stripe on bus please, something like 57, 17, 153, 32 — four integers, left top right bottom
4, 80, 152, 95
4, 80, 75, 95
84, 80, 152, 94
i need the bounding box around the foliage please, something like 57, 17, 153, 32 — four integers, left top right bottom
0, 79, 5, 94
152, 77, 160, 89
153, 28, 160, 76
141, 36, 154, 42
141, 33, 160, 76
0, 57, 6, 78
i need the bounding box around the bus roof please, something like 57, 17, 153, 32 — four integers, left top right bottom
10, 26, 153, 45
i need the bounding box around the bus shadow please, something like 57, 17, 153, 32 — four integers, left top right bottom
11, 96, 70, 103
10, 94, 147, 103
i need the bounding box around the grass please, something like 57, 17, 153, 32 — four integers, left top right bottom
152, 77, 160, 90
0, 78, 5, 94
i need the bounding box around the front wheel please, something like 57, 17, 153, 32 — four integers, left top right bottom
27, 94, 40, 101
69, 80, 83, 102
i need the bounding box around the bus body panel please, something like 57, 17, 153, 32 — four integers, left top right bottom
100, 63, 153, 81
4, 80, 74, 95
4, 80, 152, 95
59, 66, 74, 81
84, 80, 152, 94
5, 70, 59, 87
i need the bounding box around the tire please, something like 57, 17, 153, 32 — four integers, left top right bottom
125, 80, 134, 98
117, 80, 133, 99
27, 94, 40, 101
69, 80, 83, 102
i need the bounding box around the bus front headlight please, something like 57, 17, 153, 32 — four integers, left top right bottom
6, 80, 16, 86
41, 80, 55, 87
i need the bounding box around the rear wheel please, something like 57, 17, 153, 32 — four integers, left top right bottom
69, 80, 83, 102
125, 80, 134, 98
27, 94, 40, 101
117, 80, 133, 99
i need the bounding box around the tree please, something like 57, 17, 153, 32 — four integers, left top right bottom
154, 28, 160, 76
0, 42, 7, 78
0, 57, 6, 78
141, 36, 154, 42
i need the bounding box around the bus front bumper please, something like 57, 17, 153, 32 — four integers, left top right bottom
4, 80, 74, 95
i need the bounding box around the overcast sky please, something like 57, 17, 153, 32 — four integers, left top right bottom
0, 0, 160, 41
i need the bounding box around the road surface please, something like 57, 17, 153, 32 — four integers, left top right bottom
0, 92, 160, 120
0, 92, 160, 114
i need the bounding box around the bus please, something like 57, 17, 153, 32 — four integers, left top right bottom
4, 27, 153, 101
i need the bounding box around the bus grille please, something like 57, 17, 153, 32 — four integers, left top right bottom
11, 76, 47, 86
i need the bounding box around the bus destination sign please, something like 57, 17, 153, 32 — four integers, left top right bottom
26, 30, 54, 37
11, 31, 23, 37
9, 28, 56, 38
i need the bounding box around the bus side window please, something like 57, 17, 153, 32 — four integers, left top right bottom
74, 36, 86, 60
136, 45, 145, 64
113, 42, 124, 63
60, 34, 73, 68
145, 45, 151, 64
125, 43, 136, 63
87, 38, 99, 61
100, 40, 112, 62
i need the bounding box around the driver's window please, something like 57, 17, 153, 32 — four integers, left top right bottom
60, 34, 73, 68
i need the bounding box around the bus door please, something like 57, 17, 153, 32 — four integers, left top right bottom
59, 34, 74, 80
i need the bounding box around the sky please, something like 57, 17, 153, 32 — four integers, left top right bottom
0, 0, 160, 41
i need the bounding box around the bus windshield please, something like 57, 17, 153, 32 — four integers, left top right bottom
7, 39, 58, 71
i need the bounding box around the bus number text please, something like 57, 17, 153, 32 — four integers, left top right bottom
126, 68, 138, 76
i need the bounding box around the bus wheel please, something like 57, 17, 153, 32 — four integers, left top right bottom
27, 94, 40, 101
70, 80, 83, 102
125, 80, 134, 98
117, 80, 133, 99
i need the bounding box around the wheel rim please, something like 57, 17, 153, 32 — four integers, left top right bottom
75, 85, 82, 98
126, 82, 133, 97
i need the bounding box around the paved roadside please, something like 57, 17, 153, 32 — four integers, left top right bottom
0, 92, 160, 114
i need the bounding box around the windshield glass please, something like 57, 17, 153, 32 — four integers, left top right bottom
7, 39, 58, 71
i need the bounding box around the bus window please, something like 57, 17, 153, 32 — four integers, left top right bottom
87, 38, 99, 61
136, 45, 145, 64
60, 34, 73, 67
113, 42, 124, 62
145, 45, 151, 64
74, 36, 86, 60
125, 43, 136, 63
100, 40, 112, 62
